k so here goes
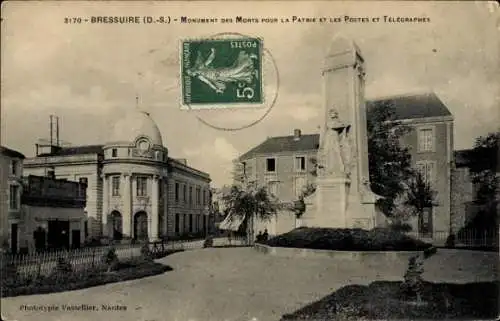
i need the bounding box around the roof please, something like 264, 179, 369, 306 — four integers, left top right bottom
239, 134, 319, 160
0, 145, 25, 159
108, 109, 163, 146
239, 92, 452, 160
366, 92, 452, 120
38, 145, 104, 157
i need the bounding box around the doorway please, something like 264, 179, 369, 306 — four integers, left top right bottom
419, 207, 433, 238
110, 211, 123, 240
134, 211, 148, 241
48, 220, 70, 250
71, 230, 81, 249
11, 223, 18, 254
33, 227, 46, 252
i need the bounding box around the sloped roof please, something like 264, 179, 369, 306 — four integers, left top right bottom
0, 145, 25, 159
366, 92, 452, 120
239, 92, 452, 160
38, 145, 104, 157
239, 134, 320, 160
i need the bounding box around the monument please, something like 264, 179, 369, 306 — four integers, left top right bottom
301, 36, 382, 229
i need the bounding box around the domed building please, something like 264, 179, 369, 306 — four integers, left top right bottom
23, 108, 212, 244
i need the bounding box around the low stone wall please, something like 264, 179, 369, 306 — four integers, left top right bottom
254, 243, 423, 262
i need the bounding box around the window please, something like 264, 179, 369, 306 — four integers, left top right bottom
416, 161, 436, 186
293, 176, 307, 198
184, 214, 189, 233
112, 176, 120, 196
268, 181, 278, 197
183, 185, 187, 203
78, 177, 87, 197
175, 182, 180, 202
266, 158, 276, 172
189, 215, 193, 233
112, 148, 118, 157
175, 214, 180, 234
189, 186, 193, 205
295, 156, 306, 171
418, 128, 435, 152
10, 160, 18, 176
136, 177, 148, 197
202, 190, 206, 206
196, 187, 201, 205
9, 185, 19, 210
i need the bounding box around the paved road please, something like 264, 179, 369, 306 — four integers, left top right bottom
2, 248, 498, 321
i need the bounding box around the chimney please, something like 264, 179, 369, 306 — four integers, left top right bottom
293, 129, 302, 141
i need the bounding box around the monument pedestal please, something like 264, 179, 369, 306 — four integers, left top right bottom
302, 176, 377, 229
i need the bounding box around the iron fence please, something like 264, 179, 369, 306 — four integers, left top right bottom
2, 236, 249, 282
407, 228, 499, 248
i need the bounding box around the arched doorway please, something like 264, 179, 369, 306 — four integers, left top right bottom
134, 211, 148, 241
110, 211, 123, 240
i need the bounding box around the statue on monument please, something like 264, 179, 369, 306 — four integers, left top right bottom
317, 108, 352, 178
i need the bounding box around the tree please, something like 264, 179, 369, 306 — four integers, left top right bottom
367, 100, 414, 215
221, 184, 279, 242
290, 183, 316, 219
468, 132, 499, 204
403, 171, 436, 217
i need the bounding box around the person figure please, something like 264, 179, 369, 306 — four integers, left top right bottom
317, 108, 352, 177
256, 231, 263, 243
186, 48, 258, 94
262, 228, 269, 241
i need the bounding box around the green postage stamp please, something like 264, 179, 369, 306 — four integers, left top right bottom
181, 37, 263, 107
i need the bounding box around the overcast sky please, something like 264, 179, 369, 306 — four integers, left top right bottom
1, 1, 498, 187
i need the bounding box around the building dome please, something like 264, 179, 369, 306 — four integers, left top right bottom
108, 109, 163, 146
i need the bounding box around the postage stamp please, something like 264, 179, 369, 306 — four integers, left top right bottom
181, 37, 263, 107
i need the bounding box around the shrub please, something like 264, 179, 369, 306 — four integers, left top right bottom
102, 248, 119, 272
1, 258, 21, 288
203, 236, 214, 248
388, 221, 413, 233
266, 227, 432, 251
400, 255, 424, 301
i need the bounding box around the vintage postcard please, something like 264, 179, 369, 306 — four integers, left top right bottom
1, 1, 499, 321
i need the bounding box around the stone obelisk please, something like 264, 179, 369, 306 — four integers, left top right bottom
302, 36, 381, 229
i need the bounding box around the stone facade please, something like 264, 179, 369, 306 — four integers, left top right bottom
0, 146, 25, 252
23, 109, 211, 243
400, 116, 454, 239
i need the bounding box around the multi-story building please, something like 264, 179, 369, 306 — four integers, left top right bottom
23, 109, 212, 243
0, 146, 25, 252
234, 92, 454, 241
19, 174, 87, 253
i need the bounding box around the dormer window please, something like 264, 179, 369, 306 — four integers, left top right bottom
112, 149, 118, 157
137, 139, 151, 152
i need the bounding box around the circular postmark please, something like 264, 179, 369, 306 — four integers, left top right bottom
181, 32, 280, 131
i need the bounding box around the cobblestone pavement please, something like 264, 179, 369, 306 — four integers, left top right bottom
2, 248, 498, 321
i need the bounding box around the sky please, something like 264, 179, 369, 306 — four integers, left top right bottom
1, 1, 499, 188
